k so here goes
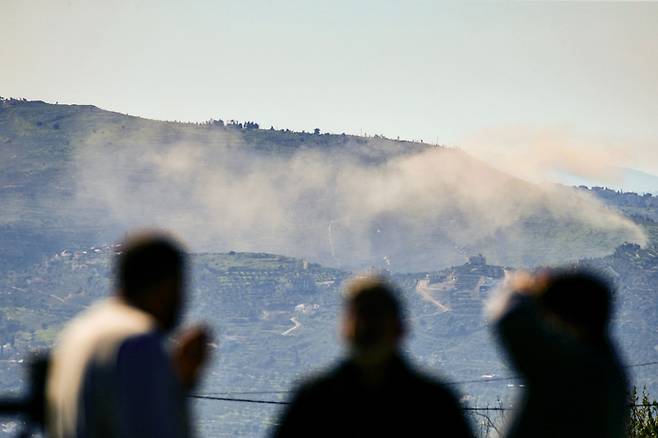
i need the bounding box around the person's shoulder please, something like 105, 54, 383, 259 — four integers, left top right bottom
290, 361, 351, 400
399, 361, 473, 436
51, 299, 127, 368
55, 299, 113, 342
404, 363, 461, 404
57, 298, 155, 346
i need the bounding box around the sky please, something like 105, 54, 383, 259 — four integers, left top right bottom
2, 0, 658, 188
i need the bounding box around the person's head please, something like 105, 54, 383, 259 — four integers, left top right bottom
115, 232, 186, 332
342, 275, 405, 365
538, 270, 612, 342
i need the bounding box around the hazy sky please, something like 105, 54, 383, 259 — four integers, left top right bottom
2, 0, 658, 180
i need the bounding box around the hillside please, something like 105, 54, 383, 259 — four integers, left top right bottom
577, 187, 658, 248
0, 98, 424, 271
555, 167, 658, 196
0, 98, 646, 273
1, 245, 656, 436
1, 97, 656, 435
581, 186, 658, 223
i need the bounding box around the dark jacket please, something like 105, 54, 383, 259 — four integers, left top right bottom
494, 294, 628, 438
273, 354, 473, 438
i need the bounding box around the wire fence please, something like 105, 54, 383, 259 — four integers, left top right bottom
189, 395, 657, 411
188, 360, 658, 411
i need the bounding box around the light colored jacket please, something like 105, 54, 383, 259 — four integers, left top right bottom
47, 297, 188, 438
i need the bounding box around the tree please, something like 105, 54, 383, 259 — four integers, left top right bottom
628, 387, 658, 437
314, 128, 320, 135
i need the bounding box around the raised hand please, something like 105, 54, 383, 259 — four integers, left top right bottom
172, 325, 213, 391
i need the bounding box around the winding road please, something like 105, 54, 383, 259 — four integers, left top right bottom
281, 317, 301, 336
415, 279, 451, 313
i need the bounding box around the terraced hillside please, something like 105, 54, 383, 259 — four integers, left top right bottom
1, 245, 657, 436
2, 98, 657, 435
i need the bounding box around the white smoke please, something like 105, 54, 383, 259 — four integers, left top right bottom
460, 126, 657, 186
70, 126, 647, 271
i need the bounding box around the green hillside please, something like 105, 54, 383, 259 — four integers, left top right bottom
1, 244, 657, 435
0, 98, 646, 274
0, 98, 423, 271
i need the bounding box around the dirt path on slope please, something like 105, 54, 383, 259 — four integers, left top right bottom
281, 317, 301, 336
415, 279, 451, 313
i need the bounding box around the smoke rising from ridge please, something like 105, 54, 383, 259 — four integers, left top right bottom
461, 127, 658, 187
71, 127, 646, 271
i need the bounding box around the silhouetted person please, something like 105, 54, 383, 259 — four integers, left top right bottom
46, 232, 210, 438
273, 276, 473, 438
488, 270, 628, 438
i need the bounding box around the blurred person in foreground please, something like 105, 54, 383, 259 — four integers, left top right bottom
46, 232, 210, 438
488, 269, 628, 438
273, 275, 473, 438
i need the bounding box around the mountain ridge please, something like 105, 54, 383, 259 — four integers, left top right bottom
0, 98, 647, 273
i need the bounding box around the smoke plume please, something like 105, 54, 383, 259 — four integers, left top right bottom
460, 127, 657, 186
70, 126, 646, 272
